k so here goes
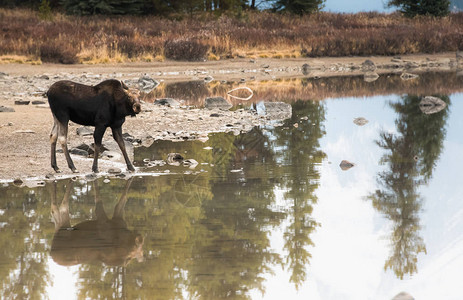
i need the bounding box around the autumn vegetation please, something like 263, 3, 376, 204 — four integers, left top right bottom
1, 8, 463, 64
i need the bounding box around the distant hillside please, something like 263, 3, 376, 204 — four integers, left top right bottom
451, 0, 463, 11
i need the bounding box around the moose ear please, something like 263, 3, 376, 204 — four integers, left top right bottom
121, 80, 129, 90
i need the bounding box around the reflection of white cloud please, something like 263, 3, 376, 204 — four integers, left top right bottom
375, 231, 463, 299
310, 163, 389, 300
413, 236, 463, 299
46, 258, 79, 300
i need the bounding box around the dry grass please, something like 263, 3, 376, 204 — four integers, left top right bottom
0, 55, 42, 65
1, 8, 463, 64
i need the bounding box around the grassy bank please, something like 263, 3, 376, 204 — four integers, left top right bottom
1, 8, 463, 64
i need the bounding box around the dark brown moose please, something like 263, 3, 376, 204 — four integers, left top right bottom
50, 178, 144, 267
47, 79, 141, 173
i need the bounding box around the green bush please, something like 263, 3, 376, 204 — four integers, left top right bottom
38, 0, 53, 21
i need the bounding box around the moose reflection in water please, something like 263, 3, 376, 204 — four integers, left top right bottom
368, 94, 450, 279
50, 178, 144, 267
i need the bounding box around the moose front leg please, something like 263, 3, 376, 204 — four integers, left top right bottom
111, 127, 135, 172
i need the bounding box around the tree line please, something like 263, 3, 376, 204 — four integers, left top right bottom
0, 0, 452, 17
1, 0, 326, 15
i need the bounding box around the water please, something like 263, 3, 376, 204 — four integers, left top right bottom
1, 72, 463, 299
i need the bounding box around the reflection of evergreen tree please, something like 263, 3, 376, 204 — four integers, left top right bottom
187, 128, 285, 299
389, 95, 449, 181
0, 185, 52, 299
273, 100, 326, 288
369, 95, 450, 279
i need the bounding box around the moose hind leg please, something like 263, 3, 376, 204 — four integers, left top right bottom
50, 120, 60, 172
58, 121, 78, 173
92, 126, 106, 173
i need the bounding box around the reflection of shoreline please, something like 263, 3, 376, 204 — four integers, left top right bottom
144, 71, 463, 105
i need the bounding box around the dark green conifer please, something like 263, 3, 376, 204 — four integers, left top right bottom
273, 0, 325, 15
387, 0, 450, 17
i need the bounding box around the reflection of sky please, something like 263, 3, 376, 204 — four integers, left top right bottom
254, 93, 463, 299
259, 0, 395, 13
323, 0, 394, 13
46, 259, 78, 300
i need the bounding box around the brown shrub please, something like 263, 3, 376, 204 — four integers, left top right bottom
39, 40, 79, 64
164, 38, 209, 61
118, 37, 162, 58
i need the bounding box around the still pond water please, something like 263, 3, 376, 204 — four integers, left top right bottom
1, 72, 463, 300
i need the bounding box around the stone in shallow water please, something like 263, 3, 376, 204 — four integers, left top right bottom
301, 63, 311, 76
45, 173, 55, 180
339, 160, 355, 171
138, 76, 159, 93
391, 291, 414, 300
400, 72, 419, 80
13, 178, 24, 187
364, 72, 379, 82
108, 168, 122, 174
205, 97, 232, 110
85, 173, 98, 181
167, 153, 184, 166
183, 159, 198, 169
419, 96, 447, 115
256, 102, 292, 120
353, 117, 369, 126
25, 180, 46, 188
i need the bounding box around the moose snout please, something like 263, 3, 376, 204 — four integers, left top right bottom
133, 103, 141, 114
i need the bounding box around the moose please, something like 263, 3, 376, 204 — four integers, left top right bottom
50, 178, 144, 266
47, 79, 141, 173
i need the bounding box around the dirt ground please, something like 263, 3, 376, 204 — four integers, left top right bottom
0, 53, 459, 182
